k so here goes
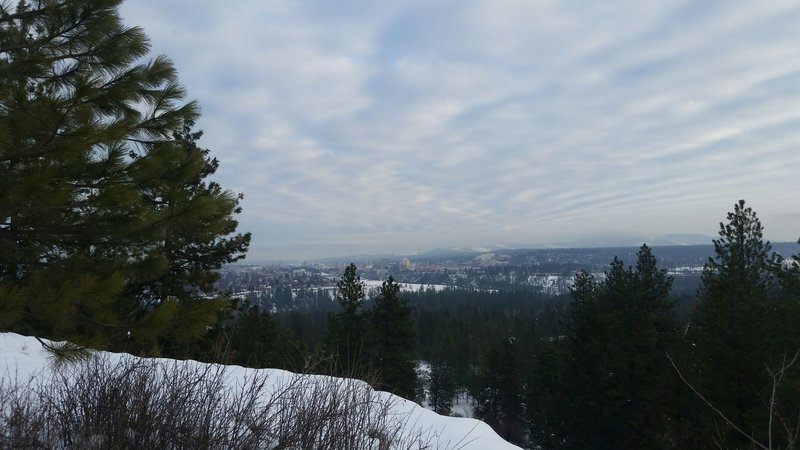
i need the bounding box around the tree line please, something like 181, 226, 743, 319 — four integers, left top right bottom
153, 196, 800, 450
471, 200, 800, 449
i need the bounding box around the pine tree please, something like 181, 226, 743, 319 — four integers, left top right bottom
367, 275, 417, 399
552, 245, 677, 449
426, 332, 459, 416
229, 301, 279, 368
0, 0, 249, 353
130, 123, 250, 356
685, 200, 786, 447
774, 239, 800, 370
428, 361, 457, 415
475, 336, 525, 444
523, 332, 570, 449
325, 263, 366, 375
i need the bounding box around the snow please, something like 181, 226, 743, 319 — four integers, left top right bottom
416, 361, 477, 420
362, 279, 451, 293
449, 393, 476, 419
0, 333, 520, 450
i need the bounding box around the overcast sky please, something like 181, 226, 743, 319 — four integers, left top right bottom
120, 0, 800, 262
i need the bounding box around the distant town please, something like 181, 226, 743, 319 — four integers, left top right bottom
216, 243, 798, 312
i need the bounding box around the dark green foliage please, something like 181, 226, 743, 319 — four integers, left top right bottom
325, 263, 367, 375
412, 289, 568, 374
198, 300, 310, 372
538, 244, 678, 449
474, 336, 525, 445
0, 0, 249, 354
276, 309, 329, 353
773, 241, 800, 397
276, 286, 568, 407
368, 276, 416, 399
523, 335, 569, 449
229, 302, 279, 368
427, 361, 457, 415
683, 200, 800, 448
336, 263, 366, 315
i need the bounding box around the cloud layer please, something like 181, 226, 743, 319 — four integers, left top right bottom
120, 0, 800, 261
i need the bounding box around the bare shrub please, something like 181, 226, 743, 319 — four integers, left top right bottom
0, 354, 464, 449
0, 373, 49, 449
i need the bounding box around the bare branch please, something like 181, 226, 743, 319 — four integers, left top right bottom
667, 353, 769, 450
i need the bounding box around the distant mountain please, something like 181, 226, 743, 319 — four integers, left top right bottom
241, 236, 797, 267
314, 253, 401, 264
650, 234, 716, 246
547, 234, 715, 249
411, 247, 482, 260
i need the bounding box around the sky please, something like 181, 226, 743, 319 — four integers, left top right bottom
119, 0, 800, 262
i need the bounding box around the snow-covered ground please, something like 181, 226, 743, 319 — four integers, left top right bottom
228, 280, 451, 303
362, 279, 451, 294
0, 333, 520, 450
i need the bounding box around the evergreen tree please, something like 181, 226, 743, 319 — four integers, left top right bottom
685, 200, 789, 447
0, 0, 249, 353
774, 239, 800, 367
549, 245, 677, 449
475, 336, 525, 445
368, 275, 417, 399
229, 302, 279, 368
523, 333, 570, 449
427, 361, 457, 415
425, 331, 459, 416
325, 263, 366, 375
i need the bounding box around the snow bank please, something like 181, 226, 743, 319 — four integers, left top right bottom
0, 333, 519, 450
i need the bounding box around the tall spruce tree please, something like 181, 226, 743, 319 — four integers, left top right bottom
0, 0, 249, 353
551, 245, 677, 450
325, 263, 366, 375
368, 275, 416, 399
475, 335, 525, 444
685, 200, 786, 448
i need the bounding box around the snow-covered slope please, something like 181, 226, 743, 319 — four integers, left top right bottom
0, 333, 520, 450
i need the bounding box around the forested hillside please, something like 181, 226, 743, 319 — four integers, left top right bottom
214, 201, 800, 449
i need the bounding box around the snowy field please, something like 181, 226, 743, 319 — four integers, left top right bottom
361, 279, 451, 294
0, 333, 519, 450
229, 280, 451, 303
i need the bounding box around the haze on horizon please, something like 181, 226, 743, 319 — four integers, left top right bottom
120, 0, 800, 262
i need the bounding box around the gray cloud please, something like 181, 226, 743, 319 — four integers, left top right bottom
120, 0, 800, 261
